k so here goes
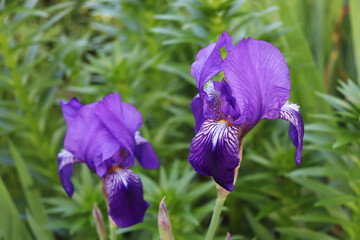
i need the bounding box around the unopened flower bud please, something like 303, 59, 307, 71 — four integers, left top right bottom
225, 232, 232, 240
158, 196, 173, 240
92, 203, 107, 240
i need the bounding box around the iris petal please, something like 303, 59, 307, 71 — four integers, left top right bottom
191, 31, 233, 91
134, 132, 159, 169
58, 149, 83, 198
223, 38, 290, 129
121, 102, 143, 133
95, 93, 140, 152
60, 98, 83, 125
280, 102, 304, 166
188, 119, 240, 191
190, 94, 206, 133
105, 168, 149, 228
213, 80, 240, 122
191, 82, 224, 133
64, 103, 121, 177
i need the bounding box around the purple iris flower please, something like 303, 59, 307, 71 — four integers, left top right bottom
57, 93, 159, 228
189, 32, 304, 192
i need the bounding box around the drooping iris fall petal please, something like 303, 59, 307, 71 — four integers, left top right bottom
280, 102, 304, 166
189, 119, 240, 191
134, 131, 159, 169
58, 149, 83, 198
105, 168, 150, 228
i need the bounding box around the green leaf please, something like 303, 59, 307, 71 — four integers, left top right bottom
305, 123, 341, 134
157, 63, 195, 87
9, 141, 54, 240
176, 169, 196, 195
244, 208, 275, 240
337, 80, 360, 107
291, 213, 349, 225
317, 92, 354, 112
0, 177, 32, 240
332, 134, 359, 148
186, 181, 214, 203
286, 167, 345, 178
350, 0, 360, 84
154, 14, 190, 21
315, 194, 357, 207
255, 201, 282, 221
276, 227, 338, 240
287, 176, 342, 196
26, 209, 52, 240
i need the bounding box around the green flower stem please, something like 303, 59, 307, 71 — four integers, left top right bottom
109, 220, 117, 240
205, 195, 226, 240
205, 138, 244, 240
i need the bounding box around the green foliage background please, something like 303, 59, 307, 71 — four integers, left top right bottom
0, 0, 359, 239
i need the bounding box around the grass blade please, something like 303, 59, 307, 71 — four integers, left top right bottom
9, 141, 54, 239
349, 0, 360, 84
0, 177, 32, 240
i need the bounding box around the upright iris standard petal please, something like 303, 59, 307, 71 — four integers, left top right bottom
189, 119, 240, 191
190, 32, 234, 131
191, 31, 233, 91
280, 102, 304, 166
121, 102, 144, 133
58, 149, 83, 197
95, 93, 140, 152
204, 82, 222, 117
213, 80, 240, 123
60, 98, 83, 125
64, 103, 121, 177
105, 168, 150, 228
134, 131, 159, 169
223, 38, 291, 129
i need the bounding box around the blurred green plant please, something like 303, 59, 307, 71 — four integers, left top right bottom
297, 79, 360, 240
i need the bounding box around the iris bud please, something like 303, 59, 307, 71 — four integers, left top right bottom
92, 203, 107, 240
158, 197, 173, 240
